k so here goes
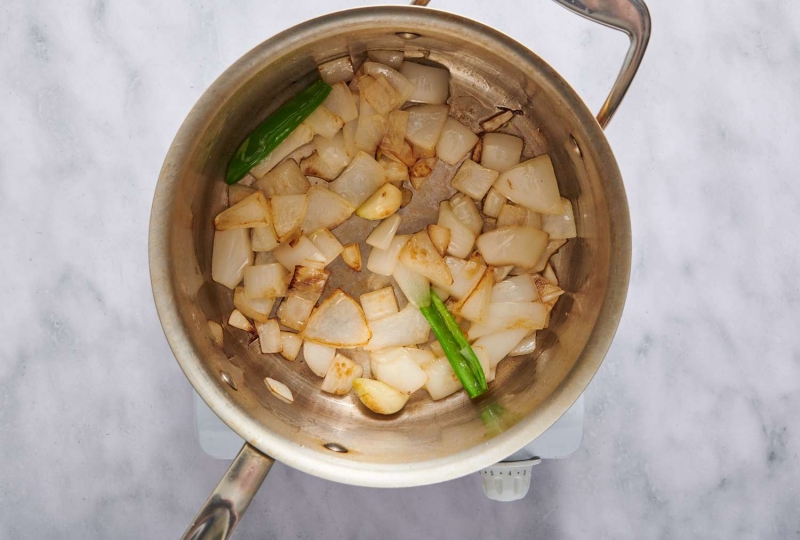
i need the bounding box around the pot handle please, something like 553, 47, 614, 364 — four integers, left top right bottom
182, 443, 274, 540
411, 0, 651, 129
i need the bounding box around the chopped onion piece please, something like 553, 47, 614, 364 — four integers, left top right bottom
318, 57, 354, 85
308, 228, 343, 266
321, 353, 363, 395
476, 226, 549, 269
541, 197, 577, 239
251, 124, 314, 177
491, 275, 536, 303
303, 341, 336, 378
525, 210, 543, 230
364, 304, 430, 350
452, 269, 493, 322
440, 254, 482, 300
314, 132, 351, 172
427, 224, 451, 257
277, 294, 316, 331
423, 357, 463, 400
449, 193, 483, 235
405, 104, 449, 157
208, 320, 224, 346
234, 286, 275, 323
436, 117, 479, 165
370, 348, 429, 394
380, 110, 409, 155
532, 274, 565, 305
362, 62, 415, 103
399, 231, 453, 287
431, 286, 450, 302
508, 331, 537, 356
359, 286, 399, 321
400, 188, 413, 208
471, 137, 483, 162
532, 238, 567, 273
274, 235, 327, 271
322, 82, 358, 123
428, 340, 445, 358
473, 327, 530, 366
367, 50, 404, 69
467, 302, 548, 340
366, 214, 401, 250
228, 309, 254, 333
437, 201, 476, 259
284, 140, 315, 164
300, 289, 371, 347
393, 262, 431, 307
301, 186, 355, 233
288, 266, 329, 299
353, 378, 409, 414
480, 110, 515, 132
256, 319, 282, 353
303, 105, 344, 138
341, 243, 362, 271
355, 113, 386, 155
356, 183, 402, 220
473, 345, 497, 383
212, 229, 253, 289
244, 263, 290, 299
264, 377, 294, 403
493, 265, 514, 282
354, 77, 386, 154
481, 133, 523, 173
364, 75, 402, 115
493, 154, 563, 215
379, 156, 409, 185
271, 193, 308, 242
482, 187, 506, 218
280, 332, 303, 361
342, 119, 359, 159
451, 159, 499, 200
496, 203, 528, 228
367, 234, 410, 276
251, 225, 279, 252
387, 139, 417, 168
254, 251, 277, 265
543, 263, 558, 286
300, 151, 344, 181
400, 62, 450, 104
228, 184, 257, 206
254, 160, 310, 196
239, 173, 257, 186
215, 191, 271, 230
406, 347, 436, 367
329, 152, 386, 207
409, 157, 437, 189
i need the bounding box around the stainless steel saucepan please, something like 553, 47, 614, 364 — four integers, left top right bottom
149, 1, 650, 538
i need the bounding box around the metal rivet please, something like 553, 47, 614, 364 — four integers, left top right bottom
396, 32, 420, 40
323, 442, 348, 453
569, 134, 583, 158
220, 371, 237, 391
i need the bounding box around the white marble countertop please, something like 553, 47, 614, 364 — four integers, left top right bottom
2, 0, 798, 538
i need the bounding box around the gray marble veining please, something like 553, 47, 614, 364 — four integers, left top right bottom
1, 0, 798, 538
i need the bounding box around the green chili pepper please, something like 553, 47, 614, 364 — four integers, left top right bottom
430, 290, 488, 392
419, 288, 488, 398
225, 79, 332, 185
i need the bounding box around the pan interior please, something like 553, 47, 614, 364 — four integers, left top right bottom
152, 7, 627, 484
